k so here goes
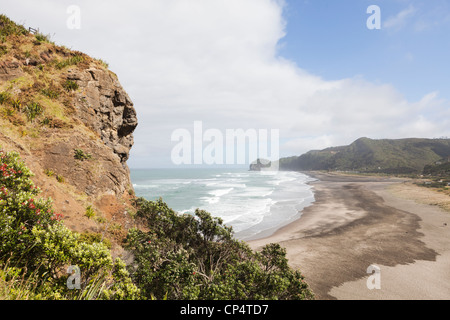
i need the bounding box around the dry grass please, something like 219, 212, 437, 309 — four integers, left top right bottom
389, 181, 450, 213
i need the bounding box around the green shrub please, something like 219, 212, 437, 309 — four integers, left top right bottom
125, 197, 314, 300
74, 148, 91, 161
43, 169, 54, 177
96, 58, 109, 69
41, 88, 60, 99
10, 98, 21, 111
79, 232, 111, 249
0, 15, 28, 38
63, 80, 79, 92
0, 92, 10, 105
95, 216, 107, 224
2, 107, 15, 117
0, 45, 7, 57
55, 55, 84, 70
0, 147, 140, 300
34, 32, 52, 44
0, 148, 61, 269
23, 102, 43, 122
41, 117, 51, 126
85, 205, 95, 219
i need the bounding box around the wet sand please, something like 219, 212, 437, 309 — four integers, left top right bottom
248, 172, 450, 300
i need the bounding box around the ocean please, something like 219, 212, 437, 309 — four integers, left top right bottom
130, 168, 316, 241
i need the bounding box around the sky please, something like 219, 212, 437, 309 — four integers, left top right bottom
1, 0, 449, 168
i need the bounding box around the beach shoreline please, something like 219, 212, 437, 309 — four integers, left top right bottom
248, 171, 450, 300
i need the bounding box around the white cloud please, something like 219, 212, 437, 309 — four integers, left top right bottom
1, 0, 449, 167
384, 5, 417, 31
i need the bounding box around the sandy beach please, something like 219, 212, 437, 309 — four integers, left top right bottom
248, 172, 450, 300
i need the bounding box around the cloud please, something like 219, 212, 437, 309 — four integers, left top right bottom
383, 5, 417, 31
1, 0, 449, 167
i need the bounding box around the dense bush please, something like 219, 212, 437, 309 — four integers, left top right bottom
0, 147, 140, 299
126, 198, 314, 300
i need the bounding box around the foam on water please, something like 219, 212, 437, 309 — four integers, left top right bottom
130, 168, 315, 240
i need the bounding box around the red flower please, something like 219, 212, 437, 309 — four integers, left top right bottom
51, 213, 63, 221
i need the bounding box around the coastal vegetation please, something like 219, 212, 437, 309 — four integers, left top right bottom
0, 147, 314, 300
0, 148, 139, 299
126, 198, 313, 300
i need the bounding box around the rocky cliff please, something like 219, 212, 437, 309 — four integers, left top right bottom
249, 158, 272, 171
0, 15, 138, 241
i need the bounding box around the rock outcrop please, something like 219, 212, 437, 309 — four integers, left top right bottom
67, 67, 138, 164
249, 158, 272, 171
0, 58, 23, 81
0, 19, 138, 240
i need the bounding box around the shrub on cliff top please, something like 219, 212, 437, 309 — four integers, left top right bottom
55, 55, 84, 70
0, 14, 28, 38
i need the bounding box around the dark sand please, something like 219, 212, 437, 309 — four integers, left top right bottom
248, 172, 450, 299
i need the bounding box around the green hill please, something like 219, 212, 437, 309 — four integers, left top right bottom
278, 137, 450, 174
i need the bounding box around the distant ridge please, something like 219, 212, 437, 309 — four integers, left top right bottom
275, 137, 450, 174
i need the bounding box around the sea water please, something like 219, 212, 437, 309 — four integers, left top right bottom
130, 168, 315, 241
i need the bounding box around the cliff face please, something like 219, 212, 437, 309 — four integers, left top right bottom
68, 67, 137, 164
35, 67, 138, 199
0, 15, 138, 238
